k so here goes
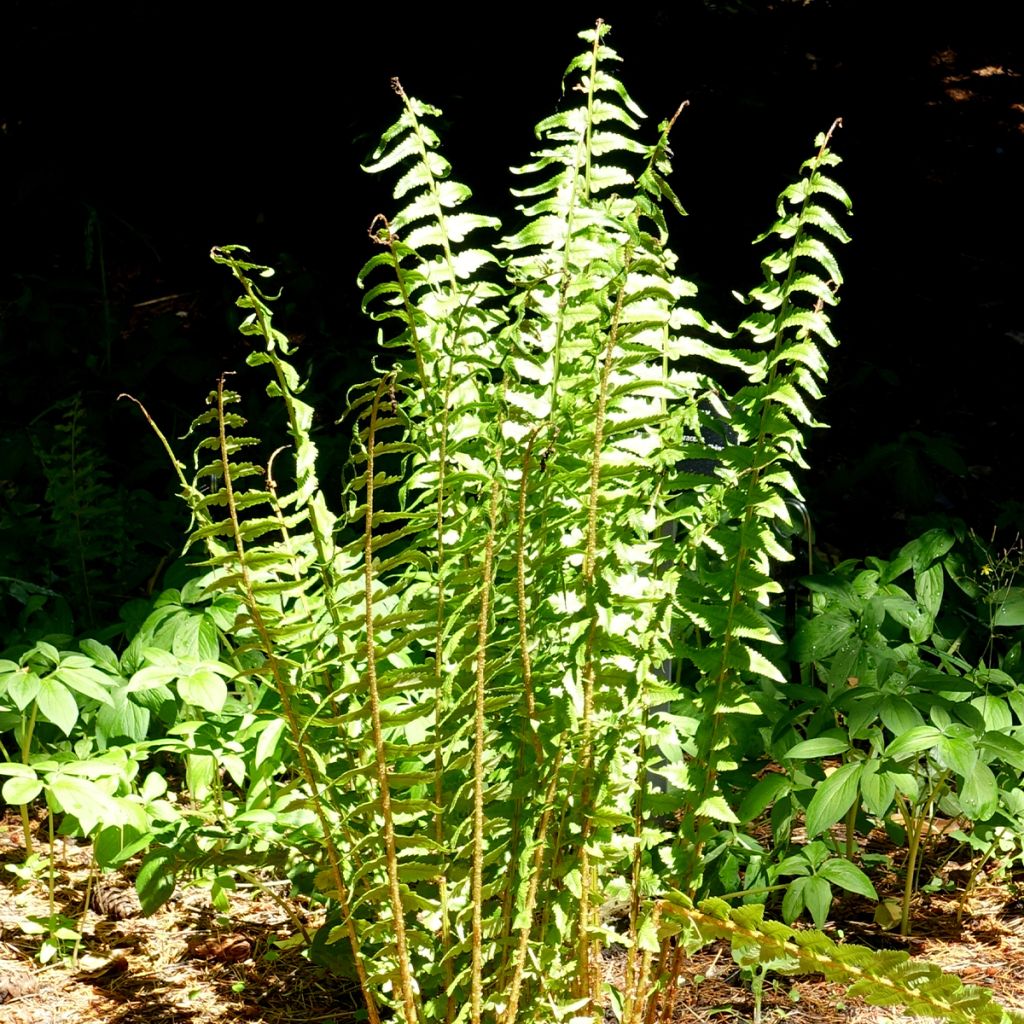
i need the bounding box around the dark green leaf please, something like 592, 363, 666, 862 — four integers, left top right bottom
805, 762, 862, 837
817, 857, 877, 899
136, 847, 177, 915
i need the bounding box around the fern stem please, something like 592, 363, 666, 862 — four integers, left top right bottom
582, 20, 602, 199
362, 374, 421, 1024
392, 78, 458, 291
501, 745, 566, 1024
212, 375, 382, 1024
576, 243, 634, 1005
471, 476, 502, 1024
685, 121, 844, 880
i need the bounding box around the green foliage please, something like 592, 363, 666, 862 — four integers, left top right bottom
141, 19, 858, 1023
790, 527, 1024, 933
10, 16, 1009, 1024
662, 896, 1024, 1024
1, 394, 178, 639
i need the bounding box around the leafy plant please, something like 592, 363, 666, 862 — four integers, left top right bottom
790, 529, 1024, 934
123, 18, 1024, 1024
662, 897, 1024, 1024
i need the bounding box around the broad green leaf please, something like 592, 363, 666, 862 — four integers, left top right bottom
914, 562, 944, 623
54, 667, 113, 704
783, 736, 850, 759
96, 692, 151, 743
6, 670, 40, 710
959, 762, 998, 821
817, 857, 877, 899
738, 773, 791, 822
136, 847, 177, 915
989, 587, 1024, 628
934, 735, 977, 777
859, 762, 896, 817
35, 678, 79, 736
79, 639, 120, 673
884, 726, 942, 762
94, 823, 152, 869
879, 696, 923, 735
178, 670, 227, 714
971, 695, 1012, 732
979, 731, 1024, 771
805, 762, 862, 837
882, 529, 954, 581
2, 775, 43, 805
128, 664, 181, 692
46, 774, 119, 836
781, 876, 806, 925
803, 875, 833, 928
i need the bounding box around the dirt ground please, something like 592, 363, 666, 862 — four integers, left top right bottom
4, 811, 1024, 1024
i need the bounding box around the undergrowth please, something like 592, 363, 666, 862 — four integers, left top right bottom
4, 18, 1024, 1024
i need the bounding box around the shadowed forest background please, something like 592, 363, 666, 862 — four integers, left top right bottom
2, 0, 1022, 632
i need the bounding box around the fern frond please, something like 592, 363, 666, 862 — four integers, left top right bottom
661, 897, 1024, 1024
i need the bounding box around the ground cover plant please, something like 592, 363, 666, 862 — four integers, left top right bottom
3, 19, 1024, 1024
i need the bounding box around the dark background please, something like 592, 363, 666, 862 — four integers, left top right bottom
2, 1, 1022, 631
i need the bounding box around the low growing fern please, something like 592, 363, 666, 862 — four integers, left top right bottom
135, 19, 1021, 1024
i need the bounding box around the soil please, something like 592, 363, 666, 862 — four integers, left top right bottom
4, 812, 1024, 1024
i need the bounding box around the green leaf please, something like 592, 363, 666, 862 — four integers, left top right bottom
46, 774, 119, 836
178, 670, 227, 714
6, 670, 40, 710
884, 726, 942, 762
959, 762, 998, 821
934, 735, 977, 777
637, 914, 661, 952
35, 678, 80, 735
2, 775, 43, 805
817, 858, 877, 899
805, 762, 862, 837
738, 773, 791, 822
878, 696, 923, 735
803, 875, 833, 928
79, 639, 120, 673
979, 731, 1024, 772
990, 587, 1024, 627
783, 736, 850, 759
94, 823, 152, 869
696, 796, 739, 823
970, 695, 1012, 732
54, 666, 113, 705
136, 847, 177, 915
255, 718, 287, 768
859, 762, 896, 817
781, 876, 806, 925
914, 562, 944, 623
96, 692, 151, 743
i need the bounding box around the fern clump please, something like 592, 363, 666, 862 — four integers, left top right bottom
134, 19, 1022, 1024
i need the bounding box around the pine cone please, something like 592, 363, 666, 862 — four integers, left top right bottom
0, 970, 38, 1004
92, 882, 142, 920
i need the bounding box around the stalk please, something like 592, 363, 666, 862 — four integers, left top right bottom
213, 376, 383, 1024
360, 375, 421, 1024
471, 477, 502, 1024
576, 244, 634, 1005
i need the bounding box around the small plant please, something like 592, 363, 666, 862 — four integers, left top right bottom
791, 529, 1024, 934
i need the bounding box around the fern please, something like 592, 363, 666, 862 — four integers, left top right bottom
666, 119, 852, 893
662, 896, 1024, 1024
132, 19, 1023, 1024
32, 395, 130, 627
